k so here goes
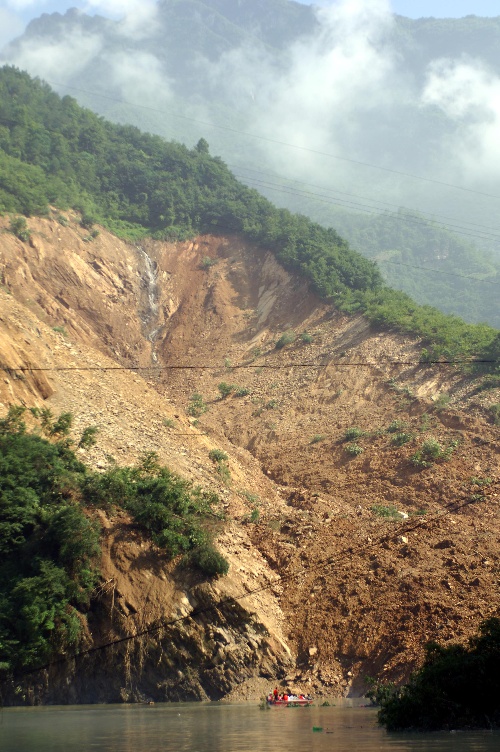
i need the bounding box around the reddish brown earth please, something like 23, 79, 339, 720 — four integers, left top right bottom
0, 211, 499, 703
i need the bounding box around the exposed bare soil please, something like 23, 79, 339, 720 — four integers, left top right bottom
0, 212, 499, 702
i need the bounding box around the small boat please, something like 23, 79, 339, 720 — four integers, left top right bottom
267, 695, 313, 707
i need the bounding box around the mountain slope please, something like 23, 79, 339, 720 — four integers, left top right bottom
0, 66, 498, 367
0, 213, 499, 702
3, 3, 500, 327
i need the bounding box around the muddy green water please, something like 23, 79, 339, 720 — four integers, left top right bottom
1, 702, 498, 751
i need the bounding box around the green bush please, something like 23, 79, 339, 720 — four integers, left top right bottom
187, 393, 207, 417
84, 453, 228, 570
433, 393, 451, 411
0, 408, 99, 671
217, 462, 231, 485
310, 434, 326, 444
218, 382, 235, 398
345, 443, 364, 456
391, 432, 413, 446
410, 438, 457, 468
371, 504, 401, 519
209, 449, 228, 463
187, 542, 229, 577
275, 332, 296, 350
343, 426, 364, 441
199, 256, 218, 269
300, 332, 313, 344
387, 420, 408, 433
377, 618, 500, 730
239, 490, 260, 504
80, 212, 96, 230
9, 215, 31, 241
235, 387, 251, 397
265, 400, 278, 409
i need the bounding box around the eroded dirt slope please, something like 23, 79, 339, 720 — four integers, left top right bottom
0, 213, 499, 702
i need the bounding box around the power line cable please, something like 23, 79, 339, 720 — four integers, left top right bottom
40, 80, 500, 201
236, 174, 500, 246
4, 113, 500, 269
232, 164, 500, 235
1, 359, 498, 374
381, 260, 500, 286
173, 218, 500, 291
182, 217, 500, 293
10, 488, 495, 680
4, 109, 500, 244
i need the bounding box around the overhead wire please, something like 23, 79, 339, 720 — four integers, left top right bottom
1, 67, 499, 689
5, 112, 500, 249
231, 164, 500, 235
11, 487, 496, 680
234, 173, 500, 246
5, 111, 499, 244
38, 80, 500, 201
0, 359, 498, 374
4, 98, 500, 284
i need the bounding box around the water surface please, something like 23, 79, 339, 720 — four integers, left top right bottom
1, 701, 498, 751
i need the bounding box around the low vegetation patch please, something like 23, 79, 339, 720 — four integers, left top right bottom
410, 438, 458, 468
391, 432, 413, 446
9, 215, 31, 241
310, 434, 326, 444
345, 443, 364, 456
275, 331, 296, 350
343, 426, 364, 441
370, 504, 402, 519
187, 392, 208, 417
386, 419, 407, 433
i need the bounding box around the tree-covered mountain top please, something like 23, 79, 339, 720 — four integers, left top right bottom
0, 65, 498, 368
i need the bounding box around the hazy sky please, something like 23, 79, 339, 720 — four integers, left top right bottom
1, 0, 499, 51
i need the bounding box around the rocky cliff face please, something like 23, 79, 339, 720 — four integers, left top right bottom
0, 212, 499, 703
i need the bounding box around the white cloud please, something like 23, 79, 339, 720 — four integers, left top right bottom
0, 8, 25, 50
3, 28, 104, 81
422, 58, 500, 180
4, 0, 50, 10
103, 49, 172, 107
205, 0, 399, 181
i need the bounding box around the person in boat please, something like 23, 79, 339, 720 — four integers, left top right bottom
273, 687, 279, 702
283, 693, 288, 702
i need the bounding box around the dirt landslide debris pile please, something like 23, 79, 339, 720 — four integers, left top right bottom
0, 213, 498, 703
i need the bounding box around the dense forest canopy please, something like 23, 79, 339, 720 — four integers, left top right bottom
0, 65, 499, 368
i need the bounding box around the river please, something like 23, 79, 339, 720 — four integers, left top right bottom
1, 701, 498, 751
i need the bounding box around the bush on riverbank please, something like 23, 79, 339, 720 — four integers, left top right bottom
375, 617, 500, 730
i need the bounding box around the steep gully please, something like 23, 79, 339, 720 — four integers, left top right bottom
0, 212, 498, 703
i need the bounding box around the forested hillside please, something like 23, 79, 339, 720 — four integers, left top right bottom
4, 2, 500, 330
0, 66, 499, 369
330, 209, 500, 329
